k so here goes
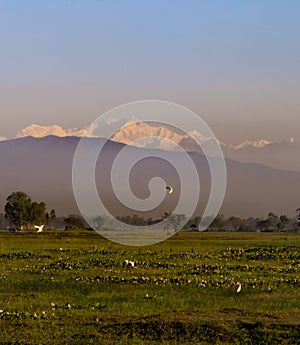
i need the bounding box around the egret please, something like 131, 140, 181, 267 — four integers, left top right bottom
165, 185, 173, 194
236, 282, 242, 293
50, 302, 56, 310
34, 224, 44, 233
124, 260, 135, 267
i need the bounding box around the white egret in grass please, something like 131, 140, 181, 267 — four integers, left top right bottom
165, 185, 173, 194
236, 282, 242, 293
50, 302, 56, 310
124, 260, 135, 267
34, 224, 44, 233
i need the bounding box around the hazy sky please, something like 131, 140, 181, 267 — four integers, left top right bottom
0, 0, 299, 144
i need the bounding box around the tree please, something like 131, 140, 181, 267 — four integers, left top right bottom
49, 209, 56, 222
64, 215, 85, 230
46, 209, 56, 228
257, 219, 271, 231
225, 216, 242, 231
30, 202, 46, 225
237, 221, 250, 232
267, 212, 279, 230
5, 192, 32, 229
4, 191, 48, 230
210, 214, 225, 230
277, 215, 289, 231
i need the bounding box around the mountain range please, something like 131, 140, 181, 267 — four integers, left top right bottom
3, 123, 299, 172
0, 135, 299, 219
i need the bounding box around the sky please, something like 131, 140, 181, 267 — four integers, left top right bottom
0, 0, 300, 144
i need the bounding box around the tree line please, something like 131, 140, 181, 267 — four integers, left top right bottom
2, 191, 300, 232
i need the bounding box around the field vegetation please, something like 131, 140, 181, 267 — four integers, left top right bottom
0, 230, 299, 344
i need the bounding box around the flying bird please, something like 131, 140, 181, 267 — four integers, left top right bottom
165, 185, 173, 194
34, 224, 44, 233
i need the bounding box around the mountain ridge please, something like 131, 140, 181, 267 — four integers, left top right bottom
0, 135, 299, 218
2, 123, 299, 171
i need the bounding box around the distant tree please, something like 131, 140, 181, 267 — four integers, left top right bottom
183, 216, 201, 231
244, 217, 260, 232
47, 209, 56, 228
164, 214, 186, 231
49, 209, 56, 221
29, 201, 46, 225
257, 219, 271, 231
267, 212, 279, 230
64, 215, 85, 230
237, 221, 250, 232
225, 216, 242, 231
4, 192, 32, 229
91, 215, 106, 229
277, 215, 289, 231
210, 214, 225, 230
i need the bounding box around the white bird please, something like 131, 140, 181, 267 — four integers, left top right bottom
236, 282, 242, 293
165, 185, 173, 194
124, 260, 135, 267
34, 224, 44, 233
50, 302, 56, 310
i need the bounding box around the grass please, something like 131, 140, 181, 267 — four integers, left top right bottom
0, 230, 299, 344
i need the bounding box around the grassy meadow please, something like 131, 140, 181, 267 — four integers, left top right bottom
0, 230, 299, 344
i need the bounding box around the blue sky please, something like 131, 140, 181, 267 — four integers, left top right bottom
0, 0, 299, 143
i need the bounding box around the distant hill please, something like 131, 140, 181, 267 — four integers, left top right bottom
0, 135, 299, 218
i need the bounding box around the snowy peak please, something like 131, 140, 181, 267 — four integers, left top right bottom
8, 123, 294, 152
16, 124, 95, 139
111, 121, 184, 146
1, 122, 299, 171
233, 139, 272, 150
110, 121, 213, 151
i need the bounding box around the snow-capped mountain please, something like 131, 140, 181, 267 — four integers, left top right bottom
0, 135, 299, 218
16, 124, 95, 139
2, 123, 299, 171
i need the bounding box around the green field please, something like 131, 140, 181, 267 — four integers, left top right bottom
0, 230, 299, 344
